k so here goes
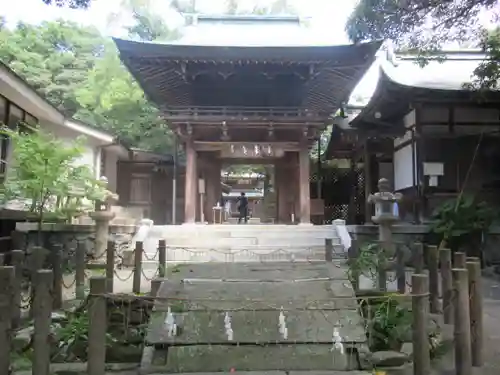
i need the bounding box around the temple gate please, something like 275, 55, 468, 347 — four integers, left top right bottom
114, 15, 381, 224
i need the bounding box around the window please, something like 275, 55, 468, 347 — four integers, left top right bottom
130, 173, 151, 204
0, 97, 6, 125
8, 104, 23, 129
19, 113, 37, 134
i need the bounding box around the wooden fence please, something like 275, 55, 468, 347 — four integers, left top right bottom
0, 239, 484, 374
347, 241, 483, 375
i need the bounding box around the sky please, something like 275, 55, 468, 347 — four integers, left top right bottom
2, 0, 357, 43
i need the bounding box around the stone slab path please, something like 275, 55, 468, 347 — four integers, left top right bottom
146, 262, 366, 373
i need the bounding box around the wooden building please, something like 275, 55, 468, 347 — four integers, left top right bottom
114, 15, 381, 224
326, 52, 500, 223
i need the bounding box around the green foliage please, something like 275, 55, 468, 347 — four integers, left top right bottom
42, 0, 92, 8
74, 41, 175, 153
0, 19, 177, 154
363, 296, 412, 351
52, 311, 116, 361
471, 28, 500, 89
345, 0, 500, 87
0, 20, 103, 116
348, 242, 388, 287
429, 195, 497, 242
0, 127, 106, 221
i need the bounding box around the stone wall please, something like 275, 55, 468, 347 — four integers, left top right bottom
13, 223, 136, 271
347, 224, 500, 265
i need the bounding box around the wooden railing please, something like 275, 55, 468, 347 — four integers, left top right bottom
163, 106, 332, 119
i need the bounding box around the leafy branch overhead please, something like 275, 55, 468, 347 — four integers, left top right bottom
42, 0, 92, 8
346, 0, 500, 88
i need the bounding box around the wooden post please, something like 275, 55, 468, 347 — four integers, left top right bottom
133, 241, 143, 294
325, 238, 333, 262
106, 240, 115, 293
30, 247, 47, 319
151, 278, 162, 297
75, 240, 86, 300
33, 270, 53, 375
412, 273, 431, 375
377, 248, 387, 292
454, 251, 467, 269
11, 250, 24, 328
427, 245, 440, 314
0, 266, 14, 375
466, 260, 483, 367
158, 239, 166, 278
87, 277, 107, 375
453, 268, 472, 375
347, 239, 359, 292
51, 244, 63, 310
439, 248, 453, 324
414, 242, 425, 274
396, 243, 406, 294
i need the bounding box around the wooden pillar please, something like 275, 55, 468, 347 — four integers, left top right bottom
363, 140, 372, 223
348, 152, 356, 223
184, 139, 197, 223
415, 105, 425, 222
204, 156, 220, 223
298, 144, 311, 224
276, 161, 287, 223
289, 153, 299, 221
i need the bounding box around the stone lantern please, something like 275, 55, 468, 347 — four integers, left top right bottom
368, 178, 402, 225
367, 178, 402, 291
89, 176, 118, 258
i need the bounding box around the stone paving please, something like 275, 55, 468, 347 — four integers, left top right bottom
146, 262, 365, 373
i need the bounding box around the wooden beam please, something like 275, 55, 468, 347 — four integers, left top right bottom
193, 141, 301, 152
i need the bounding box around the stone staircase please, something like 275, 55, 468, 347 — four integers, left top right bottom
141, 224, 345, 265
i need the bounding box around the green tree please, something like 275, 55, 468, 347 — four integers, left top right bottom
345, 0, 500, 88
74, 42, 175, 153
0, 19, 176, 153
0, 20, 104, 115
0, 127, 105, 243
111, 0, 182, 41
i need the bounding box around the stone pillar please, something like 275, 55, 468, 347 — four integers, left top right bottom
184, 140, 197, 224
298, 144, 311, 224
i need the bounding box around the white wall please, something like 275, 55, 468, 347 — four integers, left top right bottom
103, 150, 119, 192
393, 130, 416, 191
40, 120, 101, 178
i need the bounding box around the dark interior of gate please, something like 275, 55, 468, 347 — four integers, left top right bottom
114, 37, 381, 224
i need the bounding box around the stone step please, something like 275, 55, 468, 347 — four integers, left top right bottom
153, 237, 340, 247
141, 246, 346, 266
143, 262, 363, 373
150, 224, 336, 231
163, 345, 359, 372
148, 227, 338, 238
